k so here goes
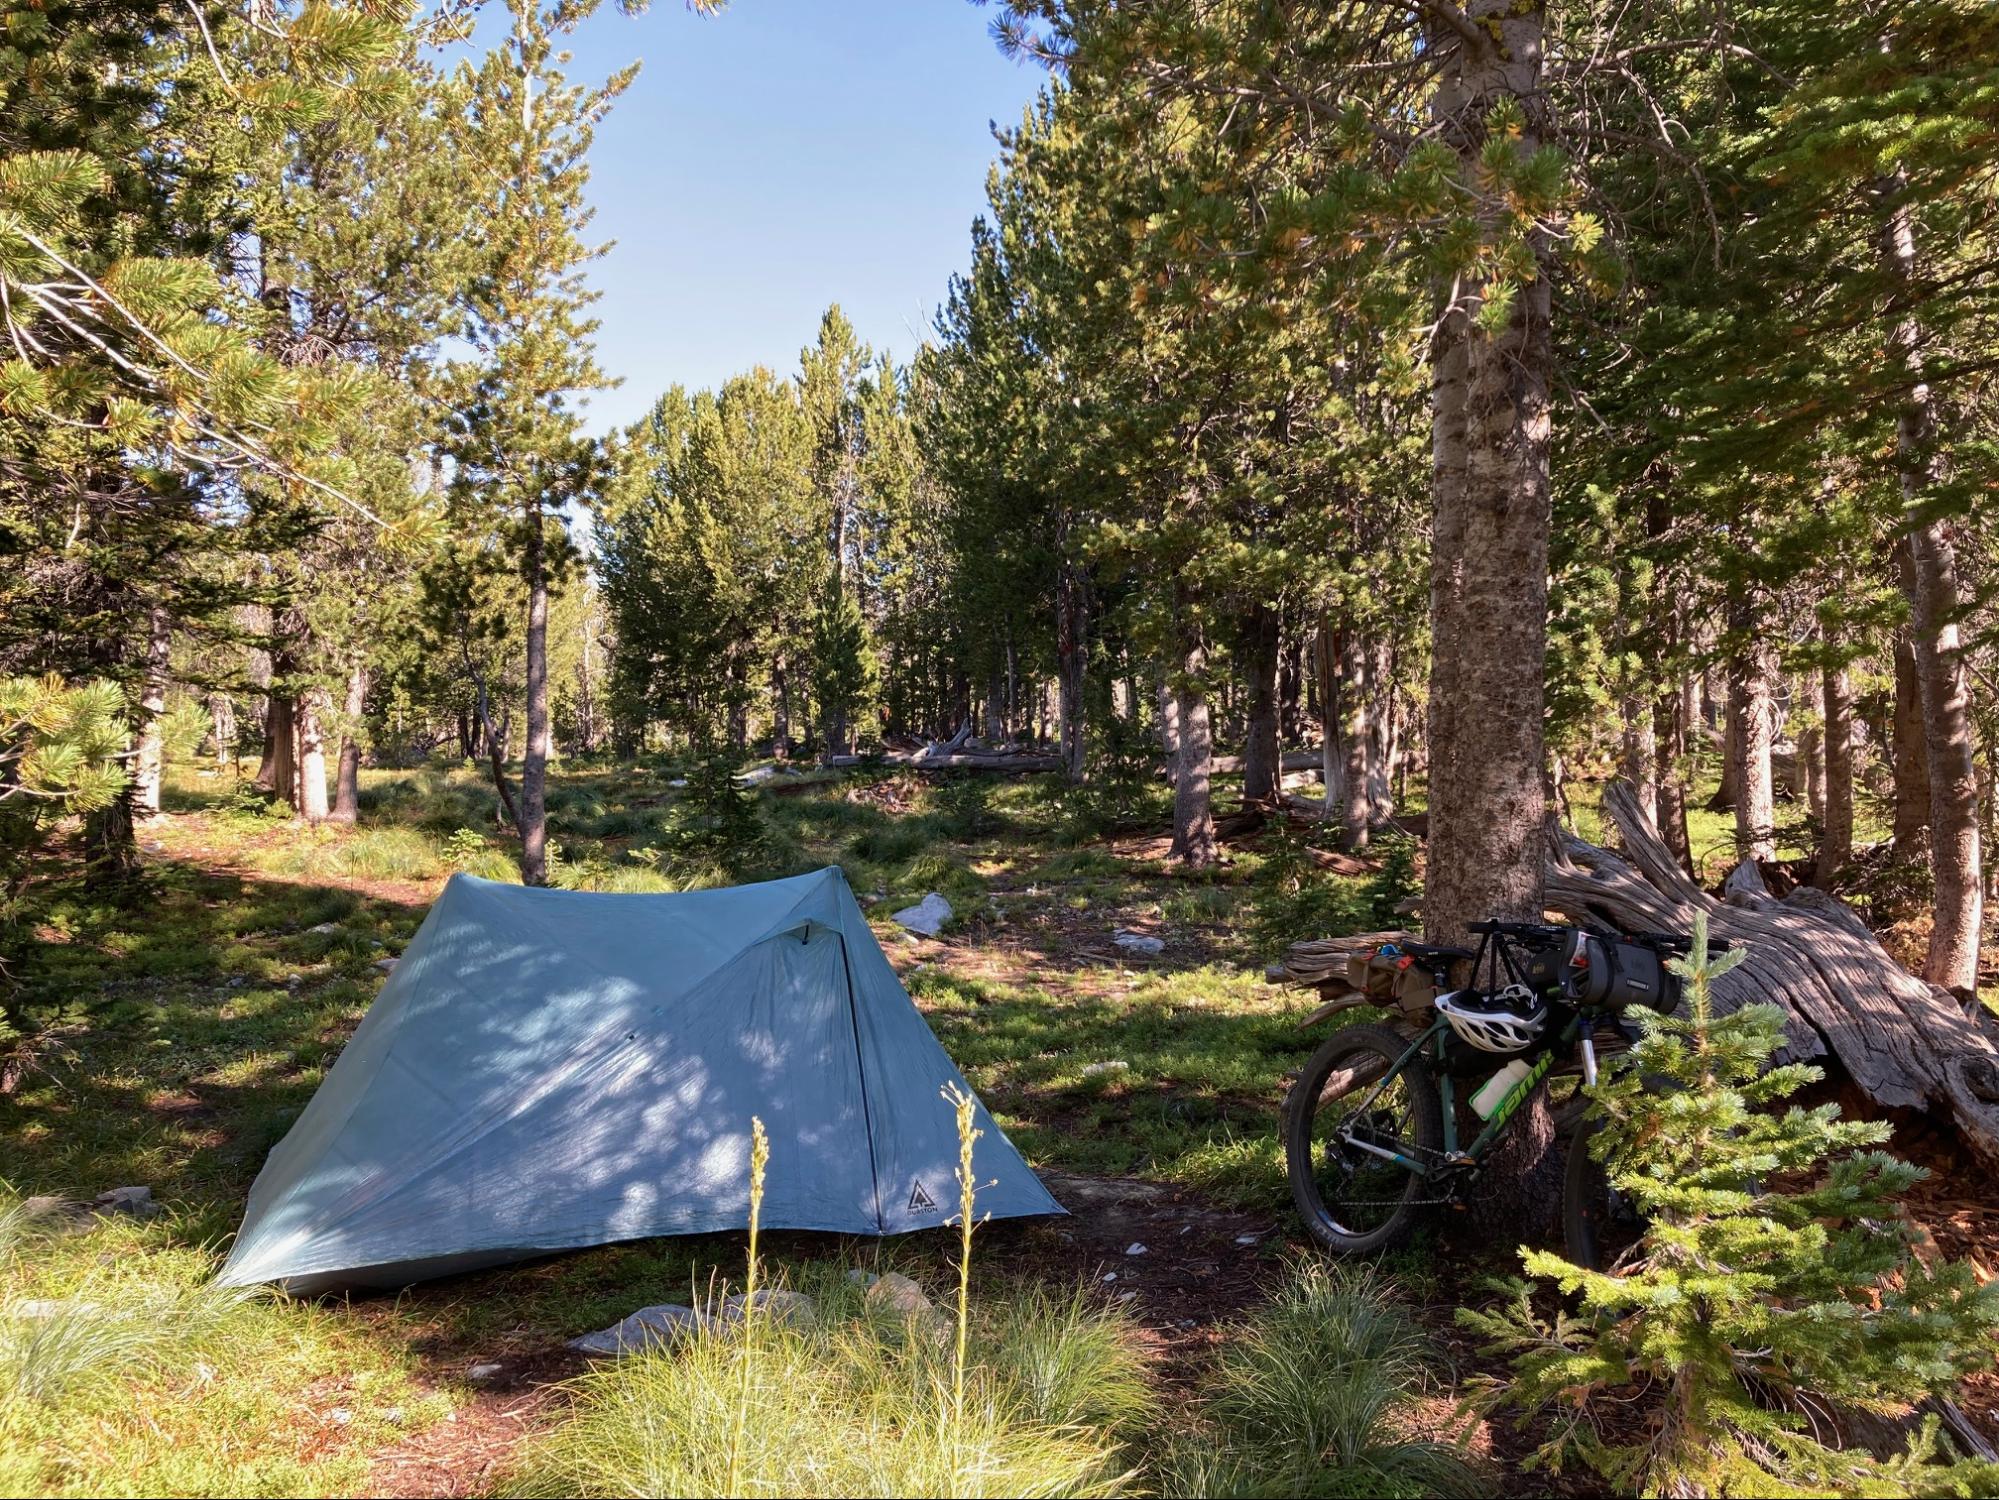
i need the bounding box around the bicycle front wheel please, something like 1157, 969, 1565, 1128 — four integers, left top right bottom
1283, 1022, 1444, 1254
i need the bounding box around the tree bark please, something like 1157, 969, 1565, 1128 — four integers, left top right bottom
329, 661, 369, 824
1057, 554, 1088, 785
521, 496, 551, 885
255, 694, 296, 807
1157, 679, 1181, 780
1239, 601, 1281, 805
131, 604, 171, 813
296, 687, 330, 823
1423, 1, 1553, 948
1821, 662, 1855, 880
1880, 189, 1982, 995
1654, 679, 1694, 878
83, 782, 139, 890
1168, 602, 1217, 867
1798, 713, 1824, 821
208, 692, 236, 774
1892, 632, 1931, 856
1621, 692, 1658, 830
1727, 591, 1776, 863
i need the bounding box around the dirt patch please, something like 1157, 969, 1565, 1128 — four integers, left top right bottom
367, 1360, 579, 1498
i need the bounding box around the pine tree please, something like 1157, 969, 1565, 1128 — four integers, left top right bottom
440, 0, 633, 884
1462, 914, 1999, 1496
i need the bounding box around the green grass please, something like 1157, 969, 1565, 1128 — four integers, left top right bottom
504, 1269, 1144, 1499
1158, 1262, 1481, 1498
0, 1188, 445, 1497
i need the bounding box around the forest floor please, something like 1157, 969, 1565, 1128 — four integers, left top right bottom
3, 755, 1992, 1496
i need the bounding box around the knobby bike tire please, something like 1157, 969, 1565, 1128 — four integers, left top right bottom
1283, 1022, 1444, 1254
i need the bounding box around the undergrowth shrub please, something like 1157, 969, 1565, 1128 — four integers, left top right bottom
1159, 1262, 1479, 1498
1461, 915, 1999, 1497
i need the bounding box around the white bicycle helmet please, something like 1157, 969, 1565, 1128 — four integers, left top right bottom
1435, 984, 1547, 1054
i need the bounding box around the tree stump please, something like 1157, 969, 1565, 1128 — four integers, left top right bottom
1546, 779, 1999, 1168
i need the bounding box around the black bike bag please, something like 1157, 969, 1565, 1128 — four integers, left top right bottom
1558, 932, 1681, 1014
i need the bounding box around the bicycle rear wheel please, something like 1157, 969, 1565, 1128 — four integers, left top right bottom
1283, 1023, 1444, 1254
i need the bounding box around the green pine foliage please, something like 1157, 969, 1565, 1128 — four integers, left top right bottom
1460, 914, 1999, 1496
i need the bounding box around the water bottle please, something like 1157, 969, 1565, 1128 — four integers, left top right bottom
1470, 1058, 1533, 1120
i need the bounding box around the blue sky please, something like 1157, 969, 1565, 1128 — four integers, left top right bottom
552, 1, 1047, 433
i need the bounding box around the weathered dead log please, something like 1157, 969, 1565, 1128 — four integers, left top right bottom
1208, 746, 1327, 776
822, 747, 1062, 772
1547, 778, 1999, 1168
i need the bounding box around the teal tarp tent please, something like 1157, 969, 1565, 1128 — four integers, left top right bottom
218, 867, 1062, 1292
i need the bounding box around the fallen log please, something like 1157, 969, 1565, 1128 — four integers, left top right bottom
821, 748, 1061, 772
1546, 778, 1999, 1169
1208, 746, 1327, 776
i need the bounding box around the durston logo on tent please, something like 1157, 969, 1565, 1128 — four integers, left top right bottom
907, 1180, 939, 1213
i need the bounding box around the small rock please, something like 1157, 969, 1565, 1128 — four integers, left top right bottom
568, 1303, 708, 1357
1125, 1242, 1147, 1256
94, 1186, 162, 1219
227, 976, 246, 988
1101, 1271, 1117, 1283
1112, 930, 1165, 956
864, 1272, 933, 1318
308, 922, 340, 935
668, 778, 689, 789
721, 1289, 816, 1328
382, 1406, 406, 1425
892, 893, 953, 938
374, 957, 398, 975
327, 1408, 352, 1427
1081, 1060, 1129, 1078
466, 1362, 503, 1381
1235, 1234, 1260, 1246
738, 765, 778, 785
8, 1298, 98, 1320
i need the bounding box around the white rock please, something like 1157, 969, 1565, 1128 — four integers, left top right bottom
864, 1272, 933, 1317
327, 1408, 352, 1426
892, 893, 953, 938
720, 1289, 816, 1328
738, 765, 778, 785
668, 778, 689, 788
1112, 930, 1165, 956
94, 1186, 160, 1219
1081, 1060, 1129, 1078
466, 1362, 503, 1380
1101, 1271, 1117, 1283
308, 922, 340, 935
374, 957, 398, 974
1125, 1242, 1147, 1256
568, 1303, 710, 1357
1235, 1234, 1260, 1246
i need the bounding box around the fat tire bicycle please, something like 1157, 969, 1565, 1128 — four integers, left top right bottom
1281, 918, 1705, 1268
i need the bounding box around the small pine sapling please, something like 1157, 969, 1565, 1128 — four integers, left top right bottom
1459, 914, 1999, 1497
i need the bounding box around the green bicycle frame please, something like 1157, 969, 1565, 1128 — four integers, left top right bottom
1341, 1015, 1584, 1176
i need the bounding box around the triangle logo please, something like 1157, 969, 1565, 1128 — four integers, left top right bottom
907, 1180, 939, 1214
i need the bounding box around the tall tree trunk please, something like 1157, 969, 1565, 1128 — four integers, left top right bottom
255, 693, 296, 807
1892, 632, 1931, 856
83, 782, 139, 890
1278, 622, 1305, 745
1240, 601, 1281, 805
329, 661, 369, 824
296, 687, 330, 823
1168, 607, 1217, 867
1621, 693, 1658, 830
1822, 661, 1855, 881
1334, 633, 1373, 852
1158, 679, 1181, 780
1727, 591, 1776, 863
1881, 189, 1982, 996
771, 653, 792, 758
1057, 554, 1088, 784
208, 692, 236, 774
1315, 614, 1342, 821
1363, 638, 1394, 826
132, 604, 171, 813
1654, 679, 1694, 878
521, 497, 551, 886
1423, 0, 1554, 956
1799, 701, 1825, 821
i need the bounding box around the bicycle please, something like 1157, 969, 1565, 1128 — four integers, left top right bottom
1281, 918, 1704, 1266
